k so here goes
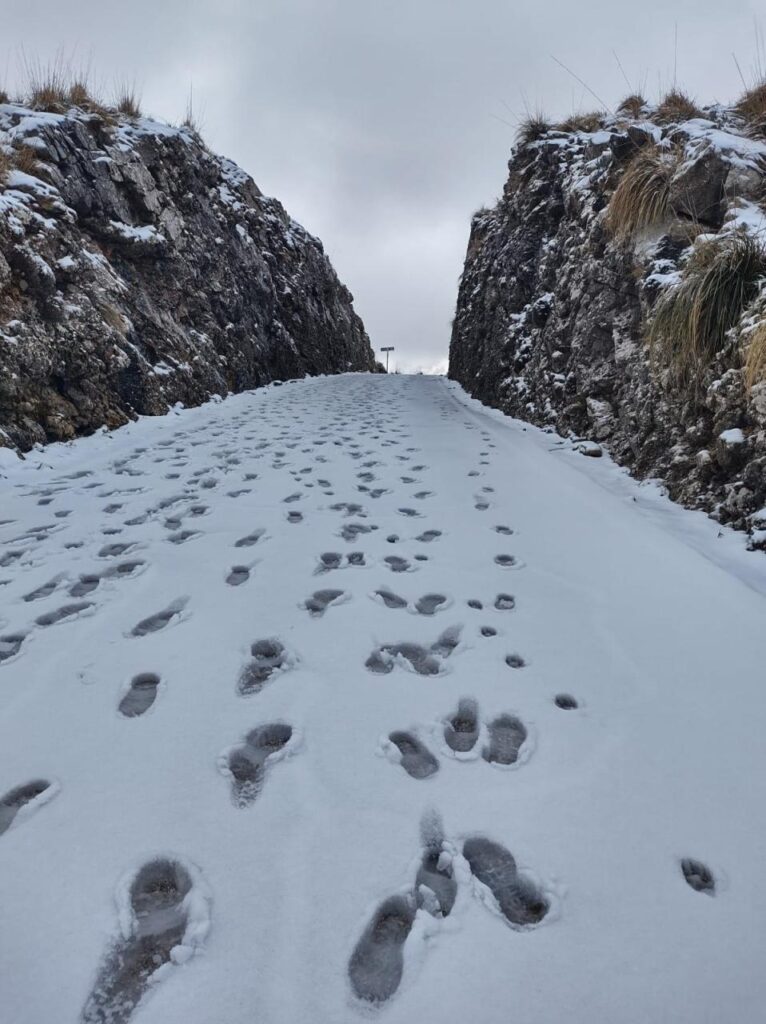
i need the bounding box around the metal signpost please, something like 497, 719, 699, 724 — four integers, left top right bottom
380, 346, 395, 372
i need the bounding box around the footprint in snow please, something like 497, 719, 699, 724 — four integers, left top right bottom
494, 554, 518, 568
555, 694, 578, 709
414, 593, 448, 616
388, 731, 439, 779
349, 817, 455, 1004
681, 858, 716, 894
226, 565, 250, 586
234, 529, 265, 548
70, 575, 101, 598
366, 627, 460, 676
340, 522, 377, 542
130, 599, 187, 637
35, 601, 93, 627
98, 542, 134, 558
303, 589, 347, 617
119, 674, 161, 718
224, 723, 294, 806
81, 858, 210, 1024
444, 698, 480, 753
23, 578, 59, 602
0, 779, 57, 836
463, 836, 548, 927
506, 653, 526, 669
0, 634, 26, 663
483, 714, 528, 766
238, 640, 290, 696
384, 555, 411, 573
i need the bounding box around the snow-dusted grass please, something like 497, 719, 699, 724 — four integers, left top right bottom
0, 373, 765, 1023
648, 232, 766, 387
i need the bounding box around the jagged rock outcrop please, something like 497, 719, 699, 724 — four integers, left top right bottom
0, 103, 376, 451
450, 104, 766, 548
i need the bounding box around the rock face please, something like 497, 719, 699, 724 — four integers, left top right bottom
450, 108, 766, 548
0, 103, 376, 451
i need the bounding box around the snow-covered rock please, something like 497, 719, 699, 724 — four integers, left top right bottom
0, 102, 376, 451
449, 101, 766, 543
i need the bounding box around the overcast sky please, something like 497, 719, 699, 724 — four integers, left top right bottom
4, 1, 765, 370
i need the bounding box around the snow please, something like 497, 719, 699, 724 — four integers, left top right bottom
1, 373, 765, 1023
719, 427, 745, 445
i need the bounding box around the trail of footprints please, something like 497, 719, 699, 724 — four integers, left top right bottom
349, 814, 550, 1004
388, 698, 528, 778
0, 378, 722, 1020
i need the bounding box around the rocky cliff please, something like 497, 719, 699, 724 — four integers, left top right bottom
0, 102, 376, 452
450, 97, 766, 548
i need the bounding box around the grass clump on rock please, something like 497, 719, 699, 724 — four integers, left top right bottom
605, 145, 678, 239
735, 79, 766, 138
617, 93, 647, 118
648, 233, 766, 387
556, 111, 605, 133
516, 114, 551, 148
655, 89, 704, 124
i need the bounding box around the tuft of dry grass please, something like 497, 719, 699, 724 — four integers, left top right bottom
0, 148, 10, 184
735, 79, 766, 138
556, 111, 605, 133
23, 54, 71, 112
617, 93, 647, 118
648, 233, 766, 387
11, 143, 40, 175
68, 80, 91, 108
0, 89, 9, 105
605, 144, 678, 239
115, 84, 141, 119
744, 318, 766, 389
516, 114, 551, 148
655, 89, 704, 124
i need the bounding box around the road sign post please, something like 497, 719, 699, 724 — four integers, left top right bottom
380, 346, 395, 372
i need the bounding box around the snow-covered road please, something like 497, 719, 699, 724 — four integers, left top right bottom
1, 373, 765, 1024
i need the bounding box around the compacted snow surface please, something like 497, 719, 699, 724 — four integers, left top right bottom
1, 373, 765, 1023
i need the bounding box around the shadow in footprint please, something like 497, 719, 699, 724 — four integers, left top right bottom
119, 674, 160, 718
444, 698, 479, 753
81, 859, 206, 1024
463, 837, 548, 927
227, 723, 293, 806
0, 780, 52, 836
238, 640, 288, 696
483, 714, 527, 765
389, 731, 439, 779
348, 894, 416, 1004
681, 858, 715, 895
